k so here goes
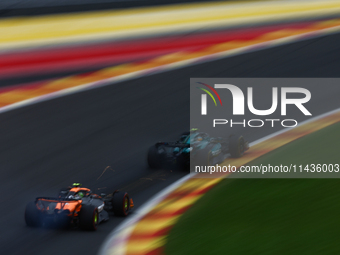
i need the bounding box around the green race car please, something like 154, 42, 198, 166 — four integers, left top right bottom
147, 129, 249, 170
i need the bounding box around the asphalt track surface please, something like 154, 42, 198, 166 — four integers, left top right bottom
1, 33, 340, 255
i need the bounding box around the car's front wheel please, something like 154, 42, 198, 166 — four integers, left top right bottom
229, 135, 246, 158
112, 192, 130, 216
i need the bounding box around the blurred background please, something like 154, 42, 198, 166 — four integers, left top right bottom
0, 0, 340, 254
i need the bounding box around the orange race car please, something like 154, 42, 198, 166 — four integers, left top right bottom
25, 183, 134, 231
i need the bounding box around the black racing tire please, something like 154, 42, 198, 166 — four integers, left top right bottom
176, 153, 189, 171
79, 205, 98, 231
194, 145, 213, 167
229, 135, 245, 158
112, 192, 130, 217
147, 145, 162, 169
25, 202, 41, 227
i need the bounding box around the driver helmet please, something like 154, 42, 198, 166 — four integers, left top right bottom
70, 192, 85, 200
76, 192, 84, 199
195, 135, 203, 142
190, 128, 199, 133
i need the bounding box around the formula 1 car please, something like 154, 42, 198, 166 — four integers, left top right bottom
147, 129, 249, 170
25, 183, 134, 231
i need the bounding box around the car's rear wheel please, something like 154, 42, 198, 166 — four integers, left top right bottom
147, 145, 163, 169
25, 202, 41, 227
79, 205, 98, 231
229, 135, 245, 158
112, 192, 130, 216
194, 145, 213, 167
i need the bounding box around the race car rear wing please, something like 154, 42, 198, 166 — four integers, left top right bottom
35, 197, 80, 213
35, 197, 78, 202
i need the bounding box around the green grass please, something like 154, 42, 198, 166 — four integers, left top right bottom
165, 122, 340, 255
244, 122, 340, 178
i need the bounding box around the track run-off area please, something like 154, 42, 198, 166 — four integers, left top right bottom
1, 1, 340, 255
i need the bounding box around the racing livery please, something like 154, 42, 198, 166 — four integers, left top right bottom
25, 183, 134, 231
147, 129, 249, 169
